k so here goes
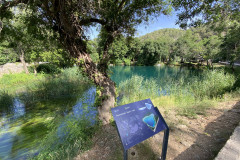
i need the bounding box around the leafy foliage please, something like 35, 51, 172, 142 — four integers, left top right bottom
220, 23, 240, 64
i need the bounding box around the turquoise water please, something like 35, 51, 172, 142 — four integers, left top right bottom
110, 65, 202, 86
0, 65, 202, 159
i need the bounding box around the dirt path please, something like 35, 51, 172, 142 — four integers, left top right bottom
74, 100, 240, 160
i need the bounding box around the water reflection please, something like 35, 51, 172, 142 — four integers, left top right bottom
13, 99, 25, 119
72, 87, 97, 123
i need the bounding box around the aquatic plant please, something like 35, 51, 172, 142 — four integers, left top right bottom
189, 70, 235, 99
118, 69, 236, 118
118, 75, 159, 105
19, 67, 91, 105
31, 114, 99, 160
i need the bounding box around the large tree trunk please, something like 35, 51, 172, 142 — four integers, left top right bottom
66, 40, 116, 125
47, 3, 117, 125
19, 48, 29, 74
79, 53, 116, 125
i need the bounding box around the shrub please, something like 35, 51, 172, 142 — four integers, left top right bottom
118, 75, 158, 105
123, 58, 131, 66
115, 59, 123, 65
36, 63, 61, 74
189, 70, 235, 98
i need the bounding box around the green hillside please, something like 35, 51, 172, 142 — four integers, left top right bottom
139, 28, 185, 41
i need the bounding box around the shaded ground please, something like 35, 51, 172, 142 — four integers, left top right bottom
74, 100, 240, 160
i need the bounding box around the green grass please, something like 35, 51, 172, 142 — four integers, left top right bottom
0, 73, 45, 93
31, 115, 99, 160
19, 67, 91, 105
1, 66, 239, 159
0, 67, 92, 105
118, 76, 159, 105
118, 69, 238, 118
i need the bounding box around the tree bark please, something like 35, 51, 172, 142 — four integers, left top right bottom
65, 40, 116, 125
40, 1, 117, 124
79, 54, 116, 125
33, 62, 39, 76
19, 48, 29, 74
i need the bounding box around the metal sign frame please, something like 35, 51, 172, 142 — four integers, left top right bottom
111, 99, 169, 160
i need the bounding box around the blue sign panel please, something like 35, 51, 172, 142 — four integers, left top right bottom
111, 99, 168, 150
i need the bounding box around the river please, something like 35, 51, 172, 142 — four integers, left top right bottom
0, 65, 201, 160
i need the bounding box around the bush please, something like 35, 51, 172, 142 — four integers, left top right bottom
189, 70, 235, 98
115, 59, 123, 65
36, 63, 61, 74
118, 75, 158, 105
123, 58, 131, 66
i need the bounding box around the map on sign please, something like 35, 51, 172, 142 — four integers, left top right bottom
111, 99, 167, 150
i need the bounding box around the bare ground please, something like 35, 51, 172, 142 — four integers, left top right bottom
74, 100, 240, 160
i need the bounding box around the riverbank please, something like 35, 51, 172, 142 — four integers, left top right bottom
74, 99, 240, 160
1, 65, 240, 159
0, 67, 96, 160
74, 65, 240, 160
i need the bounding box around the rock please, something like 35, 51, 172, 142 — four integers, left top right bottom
215, 123, 240, 160
177, 124, 187, 129
0, 63, 31, 77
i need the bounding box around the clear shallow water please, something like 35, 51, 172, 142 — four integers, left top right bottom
0, 87, 97, 160
0, 65, 202, 159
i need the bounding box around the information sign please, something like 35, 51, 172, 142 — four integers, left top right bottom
111, 99, 169, 160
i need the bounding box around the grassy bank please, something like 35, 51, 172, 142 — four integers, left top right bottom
118, 69, 239, 118
0, 67, 98, 160
19, 67, 91, 105
0, 72, 45, 93
1, 66, 239, 159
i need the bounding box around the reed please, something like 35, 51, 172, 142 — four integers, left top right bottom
118, 69, 237, 118
19, 67, 91, 105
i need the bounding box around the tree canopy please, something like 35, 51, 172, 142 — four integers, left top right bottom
1, 0, 174, 124
0, 0, 239, 123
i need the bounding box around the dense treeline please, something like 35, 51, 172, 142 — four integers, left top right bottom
0, 8, 74, 72
87, 26, 239, 67
1, 23, 239, 69
1, 21, 239, 69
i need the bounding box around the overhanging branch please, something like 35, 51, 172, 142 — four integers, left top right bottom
80, 18, 106, 26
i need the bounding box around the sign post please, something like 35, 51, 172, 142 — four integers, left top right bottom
111, 99, 169, 160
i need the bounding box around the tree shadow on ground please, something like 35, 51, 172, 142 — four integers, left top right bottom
174, 101, 240, 160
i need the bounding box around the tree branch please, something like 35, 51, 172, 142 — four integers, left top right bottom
80, 18, 106, 25
118, 0, 127, 12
